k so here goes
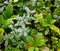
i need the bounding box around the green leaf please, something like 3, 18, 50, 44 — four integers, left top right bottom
4, 4, 13, 18
36, 39, 45, 46
12, 47, 20, 51
5, 48, 11, 51
30, 29, 37, 35
36, 33, 44, 39
42, 19, 48, 27
49, 25, 60, 35
0, 35, 3, 41
26, 36, 34, 45
0, 28, 4, 34
28, 46, 34, 51
46, 13, 52, 23
36, 33, 45, 46
3, 15, 16, 28
50, 19, 56, 24
57, 41, 60, 48
54, 7, 60, 16
3, 18, 13, 28
35, 47, 39, 51
0, 15, 4, 25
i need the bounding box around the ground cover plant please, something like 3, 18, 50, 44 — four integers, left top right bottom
0, 0, 60, 51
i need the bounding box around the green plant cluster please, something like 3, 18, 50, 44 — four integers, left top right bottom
0, 0, 60, 51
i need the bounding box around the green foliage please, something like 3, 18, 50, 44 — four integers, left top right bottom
0, 15, 16, 36
28, 46, 34, 51
26, 36, 34, 45
0, 0, 60, 51
36, 33, 45, 46
0, 28, 4, 34
4, 3, 13, 19
5, 47, 20, 51
41, 13, 56, 27
26, 33, 45, 46
35, 47, 39, 51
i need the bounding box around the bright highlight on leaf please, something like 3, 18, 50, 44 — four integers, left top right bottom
14, 0, 18, 2
50, 25, 60, 35
34, 13, 43, 23
34, 13, 43, 18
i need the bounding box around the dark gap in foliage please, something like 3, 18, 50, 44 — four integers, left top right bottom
27, 20, 37, 29
13, 10, 17, 15
4, 28, 12, 34
45, 29, 52, 40
45, 2, 49, 6
31, 20, 36, 29
57, 35, 60, 39
54, 22, 60, 28
45, 28, 53, 49
0, 41, 5, 50
13, 6, 20, 15
12, 45, 17, 48
0, 0, 6, 3
13, 19, 17, 24
0, 12, 3, 15
50, 0, 55, 5
50, 7, 56, 13
17, 26, 21, 29
45, 34, 51, 39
